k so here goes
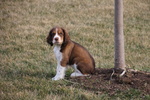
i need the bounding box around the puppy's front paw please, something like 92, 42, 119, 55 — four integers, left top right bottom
52, 76, 63, 81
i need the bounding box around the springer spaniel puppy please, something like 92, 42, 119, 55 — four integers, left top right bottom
47, 27, 95, 80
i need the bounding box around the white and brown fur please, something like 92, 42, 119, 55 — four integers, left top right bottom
47, 27, 95, 80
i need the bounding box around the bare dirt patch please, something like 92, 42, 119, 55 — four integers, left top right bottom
69, 68, 150, 95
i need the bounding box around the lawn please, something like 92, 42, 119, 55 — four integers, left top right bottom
0, 0, 150, 99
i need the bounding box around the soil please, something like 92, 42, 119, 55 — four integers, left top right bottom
69, 68, 150, 96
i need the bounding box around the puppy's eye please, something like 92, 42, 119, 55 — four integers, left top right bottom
59, 33, 63, 35
52, 33, 55, 35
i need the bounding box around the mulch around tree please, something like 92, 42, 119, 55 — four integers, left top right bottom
69, 68, 150, 96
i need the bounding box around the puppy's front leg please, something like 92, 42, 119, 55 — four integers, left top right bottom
52, 64, 66, 80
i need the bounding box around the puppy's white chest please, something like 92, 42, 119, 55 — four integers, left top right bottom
54, 46, 62, 61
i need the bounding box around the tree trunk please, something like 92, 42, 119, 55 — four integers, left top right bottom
114, 0, 126, 70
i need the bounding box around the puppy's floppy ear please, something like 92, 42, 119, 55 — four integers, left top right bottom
47, 28, 54, 46
61, 28, 70, 44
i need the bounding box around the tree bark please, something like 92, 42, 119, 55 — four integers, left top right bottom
114, 0, 126, 70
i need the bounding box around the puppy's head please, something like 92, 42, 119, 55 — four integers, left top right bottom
47, 27, 70, 46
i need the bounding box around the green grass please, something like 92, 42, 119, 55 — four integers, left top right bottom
0, 0, 150, 99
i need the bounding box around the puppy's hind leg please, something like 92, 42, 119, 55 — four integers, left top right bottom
70, 64, 87, 77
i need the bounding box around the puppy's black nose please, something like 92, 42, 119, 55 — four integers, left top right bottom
55, 38, 59, 41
